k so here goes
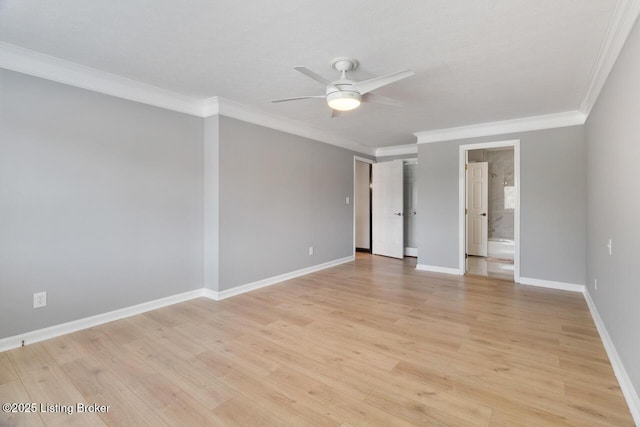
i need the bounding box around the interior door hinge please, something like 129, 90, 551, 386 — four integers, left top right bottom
465, 164, 468, 170
465, 208, 468, 215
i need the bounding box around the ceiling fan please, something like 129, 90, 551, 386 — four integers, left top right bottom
272, 57, 414, 116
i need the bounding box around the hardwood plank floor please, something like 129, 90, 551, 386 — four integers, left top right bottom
0, 254, 634, 426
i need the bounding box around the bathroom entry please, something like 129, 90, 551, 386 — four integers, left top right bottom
464, 145, 516, 280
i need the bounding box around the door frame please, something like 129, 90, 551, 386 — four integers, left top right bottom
353, 156, 375, 258
402, 159, 418, 257
458, 140, 520, 282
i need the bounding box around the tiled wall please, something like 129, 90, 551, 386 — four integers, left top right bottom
486, 149, 514, 240
468, 148, 515, 240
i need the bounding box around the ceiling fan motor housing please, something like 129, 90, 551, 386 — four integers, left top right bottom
331, 57, 359, 72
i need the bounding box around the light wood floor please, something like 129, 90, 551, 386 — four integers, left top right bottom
0, 254, 634, 426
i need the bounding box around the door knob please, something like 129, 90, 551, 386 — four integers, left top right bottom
481, 213, 487, 216
394, 212, 403, 216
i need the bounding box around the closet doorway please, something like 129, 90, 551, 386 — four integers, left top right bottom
354, 158, 373, 253
354, 157, 417, 259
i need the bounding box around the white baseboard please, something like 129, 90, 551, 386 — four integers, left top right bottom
201, 288, 219, 301
404, 247, 418, 257
518, 277, 585, 293
0, 288, 205, 353
415, 264, 462, 275
583, 290, 640, 425
205, 255, 355, 301
0, 256, 356, 353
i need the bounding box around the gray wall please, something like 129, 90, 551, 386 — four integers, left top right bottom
417, 142, 461, 268
417, 125, 585, 285
218, 117, 355, 291
203, 116, 220, 291
585, 16, 640, 400
0, 70, 204, 339
0, 70, 366, 337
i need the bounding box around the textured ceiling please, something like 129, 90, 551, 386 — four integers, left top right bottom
0, 0, 618, 148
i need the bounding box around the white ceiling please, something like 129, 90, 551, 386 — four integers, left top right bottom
0, 0, 622, 149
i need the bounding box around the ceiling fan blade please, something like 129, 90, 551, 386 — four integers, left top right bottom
354, 69, 415, 95
294, 66, 338, 90
271, 95, 325, 103
362, 93, 405, 107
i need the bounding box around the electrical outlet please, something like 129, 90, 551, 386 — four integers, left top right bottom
346, 196, 350, 205
33, 292, 47, 308
594, 278, 598, 290
309, 246, 314, 255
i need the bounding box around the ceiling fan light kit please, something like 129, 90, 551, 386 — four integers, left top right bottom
327, 91, 361, 111
272, 56, 414, 115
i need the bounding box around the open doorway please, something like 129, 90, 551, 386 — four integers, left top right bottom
354, 158, 373, 253
354, 157, 418, 259
459, 140, 520, 282
403, 160, 418, 257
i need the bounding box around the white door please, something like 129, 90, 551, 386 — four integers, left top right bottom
372, 160, 404, 259
466, 162, 488, 256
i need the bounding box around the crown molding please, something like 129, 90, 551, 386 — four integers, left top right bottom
412, 0, 640, 144
202, 96, 220, 116
211, 96, 375, 155
579, 0, 640, 116
0, 42, 374, 156
414, 111, 586, 144
375, 143, 417, 158
0, 42, 203, 116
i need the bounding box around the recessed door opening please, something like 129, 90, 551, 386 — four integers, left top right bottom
403, 160, 418, 257
459, 141, 520, 282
